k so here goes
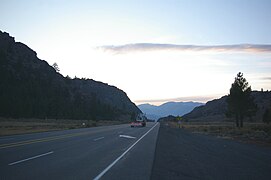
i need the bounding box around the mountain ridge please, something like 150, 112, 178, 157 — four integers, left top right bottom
183, 91, 271, 122
0, 30, 141, 120
138, 101, 204, 120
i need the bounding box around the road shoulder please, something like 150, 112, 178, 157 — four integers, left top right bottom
151, 122, 271, 180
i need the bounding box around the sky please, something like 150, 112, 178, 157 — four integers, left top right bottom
1, 0, 271, 105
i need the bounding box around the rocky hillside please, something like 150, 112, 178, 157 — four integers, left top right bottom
0, 31, 141, 120
138, 101, 204, 120
183, 91, 271, 122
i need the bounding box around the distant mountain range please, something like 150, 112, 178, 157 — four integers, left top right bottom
138, 101, 204, 120
183, 91, 271, 122
0, 30, 141, 120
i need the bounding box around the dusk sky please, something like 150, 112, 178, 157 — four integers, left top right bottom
1, 0, 271, 105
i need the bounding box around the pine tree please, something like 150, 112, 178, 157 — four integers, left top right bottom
52, 62, 60, 72
226, 72, 257, 127
263, 108, 271, 124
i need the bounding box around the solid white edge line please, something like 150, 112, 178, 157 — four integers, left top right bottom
8, 151, 54, 166
93, 123, 159, 180
94, 137, 105, 141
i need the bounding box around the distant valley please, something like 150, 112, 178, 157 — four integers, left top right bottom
138, 101, 204, 120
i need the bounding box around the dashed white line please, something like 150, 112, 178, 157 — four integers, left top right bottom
93, 123, 159, 180
93, 137, 105, 141
119, 135, 136, 139
8, 151, 54, 166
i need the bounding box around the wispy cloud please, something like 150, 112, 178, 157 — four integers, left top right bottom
99, 43, 271, 54
261, 77, 271, 81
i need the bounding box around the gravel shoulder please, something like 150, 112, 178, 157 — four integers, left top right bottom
151, 122, 271, 180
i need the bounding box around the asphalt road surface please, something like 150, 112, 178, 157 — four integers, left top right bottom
0, 122, 160, 180
2, 121, 270, 180
151, 122, 271, 180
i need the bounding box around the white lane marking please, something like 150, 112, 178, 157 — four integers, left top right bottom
119, 135, 136, 139
93, 123, 159, 180
93, 137, 105, 141
8, 151, 54, 166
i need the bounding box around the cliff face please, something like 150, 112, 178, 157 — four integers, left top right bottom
0, 31, 141, 120
183, 92, 271, 122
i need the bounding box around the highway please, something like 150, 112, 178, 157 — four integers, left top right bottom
0, 122, 160, 180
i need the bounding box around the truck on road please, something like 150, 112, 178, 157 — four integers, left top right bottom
131, 114, 147, 127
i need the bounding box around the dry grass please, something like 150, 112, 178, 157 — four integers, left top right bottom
0, 117, 128, 136
169, 121, 271, 146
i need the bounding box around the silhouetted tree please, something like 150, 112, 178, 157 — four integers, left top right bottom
226, 72, 256, 128
263, 108, 271, 124
66, 75, 71, 79
52, 62, 60, 72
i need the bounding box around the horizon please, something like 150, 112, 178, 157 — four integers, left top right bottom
135, 94, 218, 106
1, 0, 271, 105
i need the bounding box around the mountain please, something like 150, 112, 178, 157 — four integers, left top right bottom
138, 101, 204, 120
183, 91, 271, 122
0, 30, 141, 120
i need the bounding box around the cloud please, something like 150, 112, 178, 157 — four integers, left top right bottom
261, 77, 271, 81
99, 43, 271, 54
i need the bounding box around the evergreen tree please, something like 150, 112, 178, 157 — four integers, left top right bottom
263, 108, 271, 124
226, 72, 257, 127
52, 62, 60, 72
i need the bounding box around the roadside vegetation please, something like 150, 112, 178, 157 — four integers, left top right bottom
163, 72, 271, 146
0, 117, 129, 136
168, 121, 271, 145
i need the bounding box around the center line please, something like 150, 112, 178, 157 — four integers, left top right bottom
8, 151, 54, 166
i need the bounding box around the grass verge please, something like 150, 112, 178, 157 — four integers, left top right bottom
0, 117, 129, 136
168, 121, 271, 146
